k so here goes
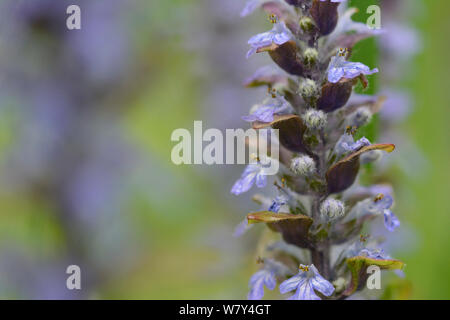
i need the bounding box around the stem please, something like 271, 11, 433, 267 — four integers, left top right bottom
311, 244, 330, 279
310, 129, 331, 279
310, 200, 331, 278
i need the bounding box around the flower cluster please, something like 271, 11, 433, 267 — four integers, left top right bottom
232, 0, 405, 300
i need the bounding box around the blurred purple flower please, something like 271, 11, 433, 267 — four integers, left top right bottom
383, 209, 401, 232
379, 89, 412, 123
231, 163, 267, 195
67, 0, 131, 83
380, 22, 421, 59
241, 0, 265, 17
242, 96, 290, 122
248, 269, 277, 300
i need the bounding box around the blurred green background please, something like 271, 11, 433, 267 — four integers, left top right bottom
401, 0, 450, 299
0, 0, 448, 299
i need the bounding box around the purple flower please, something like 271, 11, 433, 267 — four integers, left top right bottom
235, 0, 407, 301
242, 96, 290, 122
344, 184, 394, 201
335, 133, 371, 156
233, 218, 252, 238
241, 0, 295, 18
241, 0, 260, 17
327, 49, 378, 83
369, 195, 400, 231
268, 195, 288, 213
241, 0, 272, 17
379, 89, 412, 123
231, 164, 267, 195
368, 185, 394, 198
380, 22, 421, 59
362, 195, 400, 232
279, 264, 334, 300
248, 269, 277, 300
247, 22, 292, 58
383, 209, 401, 232
358, 248, 387, 260
345, 240, 388, 260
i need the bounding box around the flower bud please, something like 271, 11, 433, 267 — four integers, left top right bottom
303, 109, 327, 130
299, 79, 320, 101
349, 107, 373, 127
332, 277, 347, 293
299, 16, 315, 32
320, 199, 345, 221
290, 155, 316, 176
303, 48, 319, 66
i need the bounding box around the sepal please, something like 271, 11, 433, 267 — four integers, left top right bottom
310, 0, 340, 36
259, 41, 304, 76
253, 114, 310, 154
326, 144, 395, 194
343, 256, 405, 296
247, 211, 314, 248
317, 77, 358, 112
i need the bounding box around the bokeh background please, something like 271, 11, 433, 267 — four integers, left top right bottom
0, 0, 448, 299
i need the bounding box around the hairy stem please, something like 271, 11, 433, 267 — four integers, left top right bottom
310, 129, 331, 279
